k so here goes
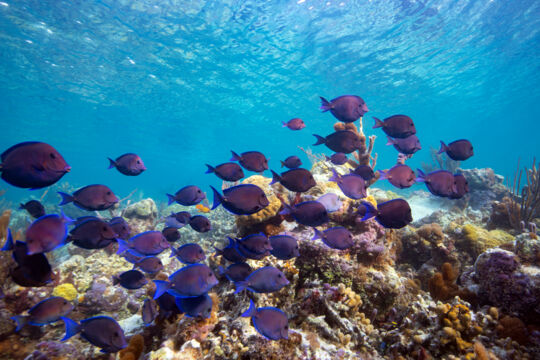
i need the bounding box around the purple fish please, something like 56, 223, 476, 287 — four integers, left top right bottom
134, 256, 163, 274
361, 199, 412, 229
214, 238, 247, 263
241, 299, 288, 341
11, 297, 73, 331
234, 266, 289, 294
219, 262, 252, 282
165, 211, 191, 228
269, 234, 300, 260
378, 165, 416, 189
320, 95, 369, 123
312, 227, 353, 250
113, 269, 148, 290
282, 118, 305, 130
280, 156, 302, 169
189, 215, 211, 233
166, 185, 205, 206
211, 184, 269, 215
329, 169, 366, 199
19, 200, 45, 219
416, 169, 457, 197
386, 135, 421, 155
351, 165, 375, 181
58, 185, 118, 211
205, 162, 244, 182
68, 218, 117, 250
25, 212, 71, 254
313, 130, 363, 154
61, 316, 127, 353
175, 294, 213, 318
109, 217, 131, 240
326, 152, 348, 165
162, 227, 181, 242
171, 243, 205, 264
0, 142, 70, 189
450, 173, 469, 199
438, 139, 474, 161
117, 231, 170, 256
316, 193, 342, 213
235, 234, 272, 259
142, 299, 158, 326
270, 168, 316, 193
230, 151, 269, 172
280, 200, 329, 227
373, 115, 416, 139
153, 263, 218, 299
107, 153, 146, 176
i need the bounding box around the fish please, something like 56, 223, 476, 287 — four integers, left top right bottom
61, 316, 127, 353
11, 297, 73, 331
218, 262, 252, 282
351, 165, 376, 181
214, 238, 247, 263
235, 234, 272, 258
326, 152, 348, 165
155, 292, 181, 318
373, 115, 416, 139
195, 203, 211, 213
68, 218, 117, 250
117, 231, 170, 257
165, 211, 191, 228
175, 294, 213, 318
329, 169, 367, 199
107, 153, 146, 176
386, 135, 421, 155
58, 185, 118, 211
280, 156, 302, 169
234, 266, 289, 294
316, 193, 342, 213
270, 168, 316, 193
211, 184, 269, 215
282, 118, 305, 130
0, 142, 70, 189
320, 95, 369, 123
378, 165, 416, 189
205, 162, 244, 182
450, 173, 469, 199
153, 263, 218, 299
416, 169, 457, 197
171, 243, 206, 264
230, 151, 269, 173
313, 130, 363, 154
269, 234, 300, 260
166, 185, 206, 206
312, 227, 354, 250
142, 299, 158, 326
189, 215, 211, 233
112, 269, 148, 290
19, 200, 45, 218
438, 139, 474, 161
241, 299, 289, 341
361, 199, 412, 229
25, 212, 72, 254
162, 226, 181, 242
280, 200, 329, 227
133, 256, 163, 274
109, 217, 131, 240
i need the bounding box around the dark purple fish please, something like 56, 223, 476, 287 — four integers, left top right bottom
68, 218, 117, 250
230, 151, 269, 172
280, 156, 302, 169
329, 169, 366, 199
438, 139, 474, 161
211, 184, 269, 215
107, 153, 146, 176
450, 173, 469, 199
312, 227, 353, 250
242, 299, 288, 340
416, 169, 457, 197
153, 263, 218, 299
280, 200, 329, 227
166, 185, 205, 206
165, 211, 191, 228
235, 266, 289, 294
361, 199, 412, 229
214, 237, 247, 263
352, 165, 375, 181
326, 152, 348, 165
58, 185, 118, 211
386, 135, 421, 155
25, 212, 71, 254
134, 256, 163, 274
205, 162, 244, 182
373, 115, 416, 139
320, 95, 369, 123
11, 297, 73, 331
19, 200, 45, 219
219, 262, 252, 282
0, 142, 70, 189
175, 294, 213, 318
378, 165, 416, 189
270, 168, 316, 193
142, 299, 158, 326
61, 316, 127, 353
162, 227, 181, 242
113, 269, 148, 290
189, 215, 211, 233
235, 234, 272, 259
72, 215, 100, 225
269, 234, 299, 260
282, 118, 305, 130
171, 243, 205, 264
313, 130, 363, 154
117, 231, 170, 256
109, 217, 131, 240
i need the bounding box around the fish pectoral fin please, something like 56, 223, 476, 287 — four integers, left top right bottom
32, 164, 46, 172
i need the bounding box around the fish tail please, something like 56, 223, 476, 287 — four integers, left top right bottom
60, 317, 80, 341
152, 280, 169, 299
205, 164, 215, 174
319, 96, 332, 112
360, 201, 377, 221
167, 194, 177, 206
372, 117, 384, 129
1, 228, 14, 251
378, 170, 388, 180
280, 161, 285, 168
169, 247, 179, 258
210, 186, 222, 210
416, 169, 426, 183
386, 136, 395, 146
112, 276, 120, 286
57, 192, 73, 206
213, 246, 223, 257
278, 200, 292, 216
438, 141, 448, 154
270, 170, 281, 185
174, 297, 185, 313
230, 151, 242, 162
107, 157, 116, 169
329, 168, 340, 183
18, 203, 24, 210
234, 280, 249, 294
241, 299, 256, 317
313, 134, 326, 146
312, 228, 323, 240
60, 210, 73, 224
11, 315, 27, 332
281, 121, 288, 128
116, 239, 129, 255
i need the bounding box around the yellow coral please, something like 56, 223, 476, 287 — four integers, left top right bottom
236, 175, 282, 227
364, 195, 377, 208
52, 283, 78, 302
459, 224, 514, 257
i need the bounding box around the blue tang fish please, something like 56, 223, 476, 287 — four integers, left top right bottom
166, 185, 206, 206
153, 263, 218, 299
171, 243, 206, 264
214, 237, 247, 263
117, 231, 170, 257
12, 297, 73, 331
211, 184, 269, 215
25, 212, 72, 255
241, 299, 289, 341
219, 263, 252, 282
62, 316, 127, 353
175, 294, 213, 318
234, 266, 289, 294
269, 235, 300, 260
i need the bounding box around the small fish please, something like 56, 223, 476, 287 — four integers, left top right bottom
235, 234, 272, 259
282, 118, 305, 130
351, 165, 375, 181
175, 294, 213, 318
329, 169, 366, 199
166, 185, 206, 206
320, 95, 369, 123
438, 139, 474, 161
270, 168, 316, 193
326, 152, 348, 165
280, 156, 302, 169
450, 173, 469, 199
280, 200, 329, 227
58, 185, 118, 211
113, 270, 148, 290
142, 299, 158, 326
205, 162, 244, 182
316, 193, 342, 213
269, 235, 300, 260
416, 169, 457, 198
189, 215, 211, 233
195, 203, 211, 213
373, 115, 416, 139
378, 165, 416, 189
214, 238, 247, 263
25, 212, 71, 255
171, 243, 206, 264
162, 227, 181, 242
68, 218, 117, 250
153, 263, 218, 299
234, 266, 289, 294
218, 262, 252, 282
117, 231, 170, 257
165, 211, 191, 228
109, 217, 131, 240
107, 153, 146, 176
361, 199, 412, 229
386, 135, 421, 155
61, 316, 127, 353
230, 151, 269, 173
241, 299, 289, 341
11, 297, 73, 331
19, 200, 45, 218
312, 227, 353, 250
0, 142, 70, 189
133, 256, 163, 274
313, 130, 363, 154
211, 184, 269, 215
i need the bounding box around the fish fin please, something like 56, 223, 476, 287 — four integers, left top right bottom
169, 247, 179, 258
174, 297, 185, 313
210, 186, 222, 210
230, 151, 242, 162
378, 170, 388, 180
280, 161, 286, 168
312, 228, 323, 240
60, 317, 80, 341
19, 203, 24, 210
57, 192, 73, 206
234, 280, 249, 294
116, 239, 129, 255
205, 164, 215, 174
319, 96, 332, 112
329, 168, 340, 183
241, 299, 257, 317
416, 169, 426, 183
1, 228, 13, 251
60, 210, 73, 224
360, 201, 377, 221
11, 315, 27, 332
112, 276, 120, 286
281, 121, 288, 128
386, 136, 395, 146
312, 134, 326, 146
372, 117, 384, 129
213, 246, 223, 257
437, 141, 448, 154
278, 200, 292, 216
270, 170, 281, 185
107, 158, 116, 169
166, 194, 176, 206
152, 280, 169, 299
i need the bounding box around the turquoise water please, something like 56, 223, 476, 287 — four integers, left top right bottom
1, 0, 539, 201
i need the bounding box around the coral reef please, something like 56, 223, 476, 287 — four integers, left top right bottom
124, 198, 158, 233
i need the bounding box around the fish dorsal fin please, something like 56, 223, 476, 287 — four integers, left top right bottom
1, 142, 41, 161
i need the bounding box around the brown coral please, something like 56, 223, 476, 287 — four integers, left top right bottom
119, 334, 145, 360
496, 315, 528, 345
428, 262, 459, 301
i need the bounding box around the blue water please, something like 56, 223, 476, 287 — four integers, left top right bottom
1, 0, 539, 202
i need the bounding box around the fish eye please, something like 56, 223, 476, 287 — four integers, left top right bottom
136, 160, 140, 164
278, 274, 282, 278
208, 272, 213, 277
103, 226, 107, 231
197, 189, 201, 193
107, 191, 111, 195
49, 153, 56, 159
113, 332, 119, 337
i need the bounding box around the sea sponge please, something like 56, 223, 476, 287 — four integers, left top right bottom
0, 209, 11, 243
52, 283, 78, 302
417, 223, 444, 245
119, 334, 144, 360
496, 315, 528, 345
457, 224, 514, 257
428, 262, 458, 301
236, 175, 282, 233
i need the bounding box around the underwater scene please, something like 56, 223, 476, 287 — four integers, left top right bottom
0, 0, 539, 359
